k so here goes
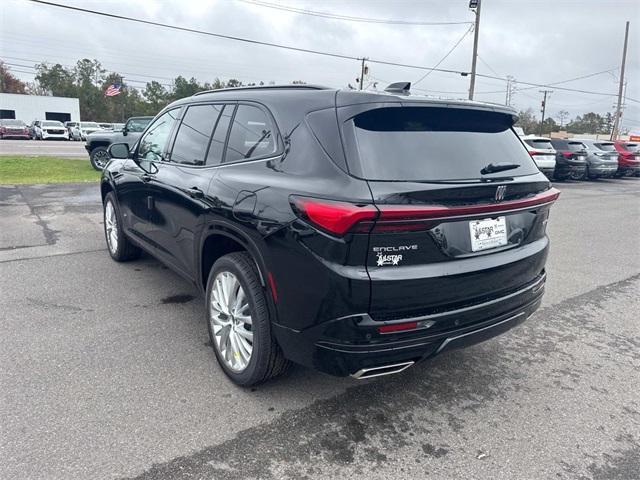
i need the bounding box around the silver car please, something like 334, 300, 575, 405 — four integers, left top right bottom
578, 139, 619, 179
521, 136, 556, 179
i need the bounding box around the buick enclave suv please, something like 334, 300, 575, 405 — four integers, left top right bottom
101, 84, 558, 386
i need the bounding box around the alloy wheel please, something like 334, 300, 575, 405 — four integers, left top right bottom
210, 271, 254, 372
105, 200, 118, 254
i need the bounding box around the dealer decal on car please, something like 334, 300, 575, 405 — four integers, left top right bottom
372, 245, 417, 266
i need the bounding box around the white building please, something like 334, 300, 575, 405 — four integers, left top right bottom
0, 93, 81, 123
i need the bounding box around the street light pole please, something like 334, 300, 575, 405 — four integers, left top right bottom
468, 0, 481, 100
611, 21, 630, 141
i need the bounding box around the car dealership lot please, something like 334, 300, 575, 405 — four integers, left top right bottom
0, 139, 87, 158
0, 179, 639, 480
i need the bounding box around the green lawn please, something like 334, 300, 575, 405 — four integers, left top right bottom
0, 156, 101, 184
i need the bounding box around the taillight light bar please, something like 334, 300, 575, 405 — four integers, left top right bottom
290, 188, 560, 236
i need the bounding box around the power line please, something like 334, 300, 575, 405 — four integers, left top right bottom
25, 0, 623, 98
413, 25, 474, 86
236, 0, 473, 26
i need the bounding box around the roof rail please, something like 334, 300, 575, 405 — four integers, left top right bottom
193, 84, 331, 96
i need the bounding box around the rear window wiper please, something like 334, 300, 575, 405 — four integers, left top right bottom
481, 162, 520, 175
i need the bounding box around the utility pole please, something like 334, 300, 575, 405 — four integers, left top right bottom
120, 75, 125, 123
611, 21, 630, 141
505, 75, 515, 106
468, 0, 481, 100
358, 58, 367, 90
539, 90, 552, 136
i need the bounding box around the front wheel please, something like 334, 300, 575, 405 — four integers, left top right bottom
90, 146, 111, 171
206, 252, 290, 386
103, 192, 140, 262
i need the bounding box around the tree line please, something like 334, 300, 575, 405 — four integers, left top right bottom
0, 58, 622, 134
0, 59, 303, 122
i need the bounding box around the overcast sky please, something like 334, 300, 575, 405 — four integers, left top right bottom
1, 0, 639, 131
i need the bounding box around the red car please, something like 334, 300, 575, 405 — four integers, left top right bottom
614, 141, 640, 177
0, 119, 30, 139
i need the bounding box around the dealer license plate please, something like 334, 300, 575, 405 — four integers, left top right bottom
469, 217, 508, 252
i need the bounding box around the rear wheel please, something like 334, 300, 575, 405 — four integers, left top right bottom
206, 252, 290, 386
90, 146, 111, 171
103, 192, 141, 262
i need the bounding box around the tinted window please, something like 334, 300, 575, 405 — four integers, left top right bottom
594, 143, 616, 152
43, 121, 63, 127
348, 107, 538, 181
625, 143, 639, 151
524, 139, 553, 150
568, 142, 586, 152
127, 118, 152, 132
225, 105, 277, 163
137, 110, 179, 162
171, 104, 223, 165
207, 105, 232, 165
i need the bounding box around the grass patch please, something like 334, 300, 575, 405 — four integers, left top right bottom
0, 156, 101, 184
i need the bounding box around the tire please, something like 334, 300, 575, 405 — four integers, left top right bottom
103, 192, 141, 262
584, 165, 590, 180
90, 146, 111, 171
206, 252, 291, 386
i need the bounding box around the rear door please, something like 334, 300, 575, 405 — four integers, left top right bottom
523, 138, 556, 169
339, 104, 555, 320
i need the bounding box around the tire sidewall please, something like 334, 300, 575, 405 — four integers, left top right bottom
205, 254, 270, 386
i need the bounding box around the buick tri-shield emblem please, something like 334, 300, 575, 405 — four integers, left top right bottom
495, 185, 507, 201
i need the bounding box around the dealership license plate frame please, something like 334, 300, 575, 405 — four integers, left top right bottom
469, 216, 508, 252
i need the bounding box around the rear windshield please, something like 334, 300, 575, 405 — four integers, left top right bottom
524, 139, 553, 150
43, 121, 63, 127
595, 143, 616, 152
1, 119, 24, 126
568, 142, 586, 152
625, 143, 639, 151
346, 107, 538, 181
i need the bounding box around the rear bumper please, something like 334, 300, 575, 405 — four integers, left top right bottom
1, 133, 30, 139
274, 273, 545, 376
555, 164, 586, 179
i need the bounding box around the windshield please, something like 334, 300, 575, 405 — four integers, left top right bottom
81, 122, 99, 128
594, 143, 616, 152
624, 143, 639, 151
346, 107, 538, 181
525, 139, 553, 151
568, 142, 586, 152
1, 120, 25, 126
126, 118, 152, 132
43, 121, 63, 127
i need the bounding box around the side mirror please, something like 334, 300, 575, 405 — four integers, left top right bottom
108, 143, 130, 159
122, 126, 129, 136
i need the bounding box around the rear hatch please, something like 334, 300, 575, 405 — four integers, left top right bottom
523, 138, 556, 169
339, 104, 556, 321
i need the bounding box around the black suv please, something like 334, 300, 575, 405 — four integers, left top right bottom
101, 84, 558, 386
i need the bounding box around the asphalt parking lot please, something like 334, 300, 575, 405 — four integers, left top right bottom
1, 177, 639, 480
0, 139, 88, 158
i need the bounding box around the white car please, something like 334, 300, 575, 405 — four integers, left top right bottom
74, 122, 101, 140
521, 135, 556, 179
35, 120, 69, 141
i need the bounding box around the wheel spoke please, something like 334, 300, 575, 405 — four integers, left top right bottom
236, 314, 252, 326
236, 328, 253, 343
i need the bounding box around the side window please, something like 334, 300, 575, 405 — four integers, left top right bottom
225, 105, 277, 163
171, 104, 223, 165
207, 105, 233, 165
137, 110, 179, 162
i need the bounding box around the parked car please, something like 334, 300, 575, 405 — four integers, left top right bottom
578, 139, 618, 179
112, 123, 125, 131
548, 139, 588, 180
101, 84, 559, 386
521, 135, 556, 179
98, 122, 113, 130
28, 120, 40, 139
76, 121, 101, 140
613, 141, 640, 177
0, 119, 30, 139
64, 121, 79, 139
34, 120, 69, 140
85, 116, 153, 170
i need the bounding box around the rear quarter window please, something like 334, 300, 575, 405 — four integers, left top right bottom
344, 107, 538, 181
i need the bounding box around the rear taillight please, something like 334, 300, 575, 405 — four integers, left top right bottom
528, 150, 538, 156
291, 188, 560, 236
378, 321, 418, 334
562, 151, 574, 158
290, 197, 377, 235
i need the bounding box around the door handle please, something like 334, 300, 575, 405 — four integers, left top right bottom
141, 174, 152, 183
187, 187, 204, 199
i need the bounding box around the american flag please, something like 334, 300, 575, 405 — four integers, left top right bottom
105, 83, 122, 97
